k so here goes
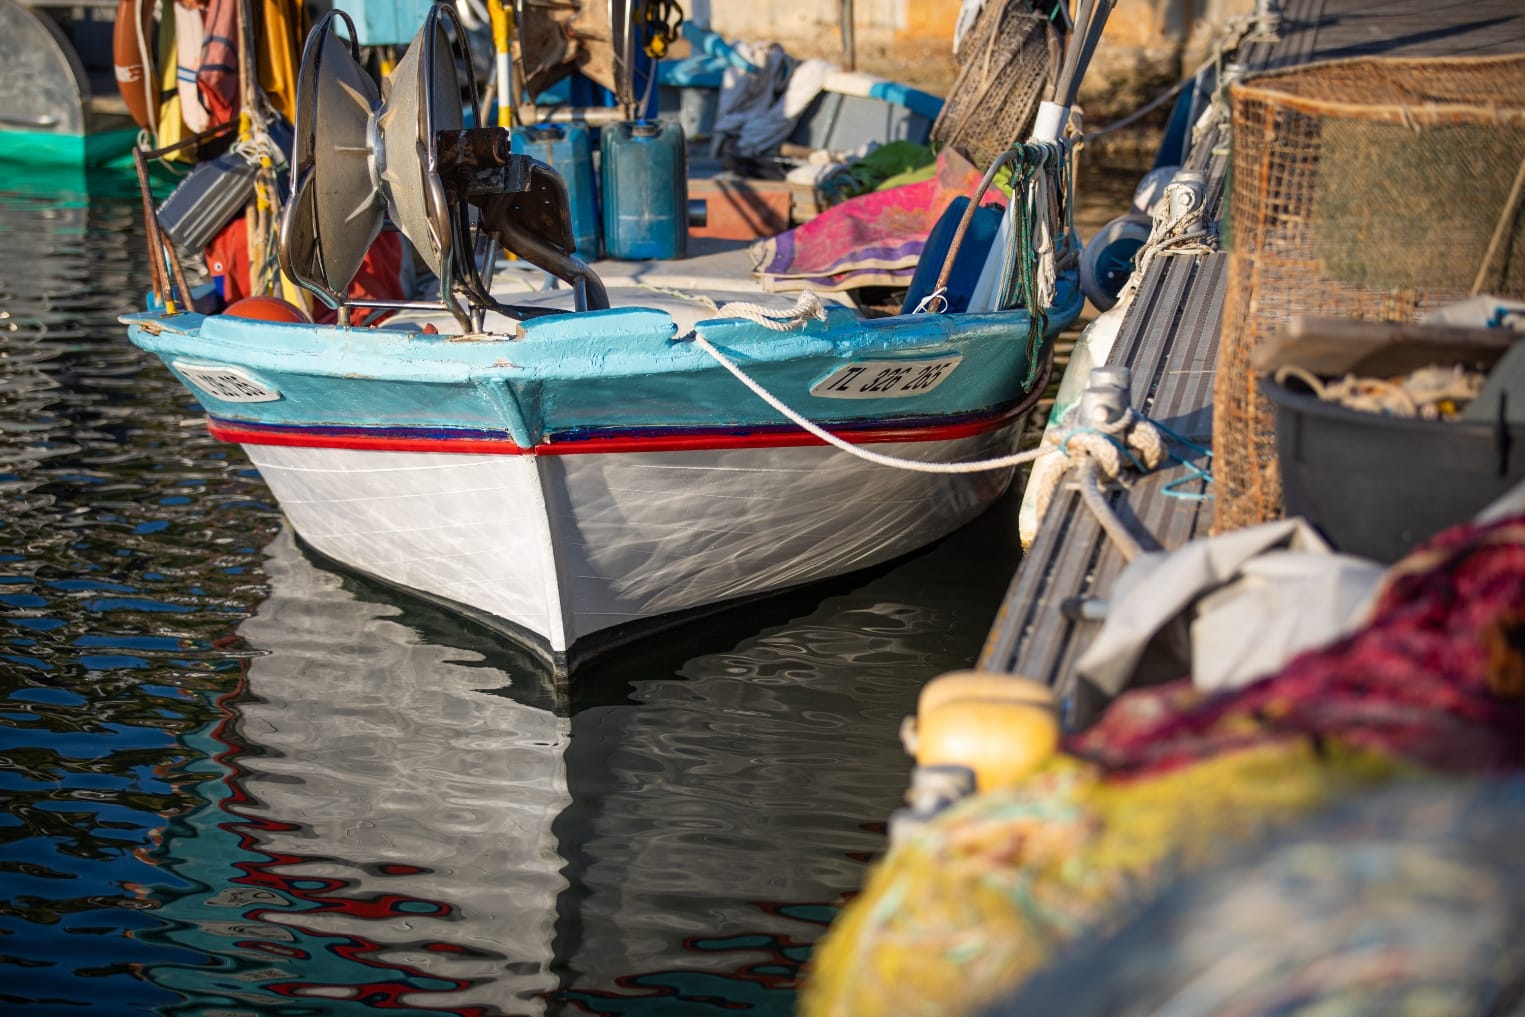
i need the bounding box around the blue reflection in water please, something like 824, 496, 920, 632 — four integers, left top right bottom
0, 169, 1025, 1015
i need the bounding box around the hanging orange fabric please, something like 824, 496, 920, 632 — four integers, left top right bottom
208, 218, 405, 325
197, 0, 239, 124
320, 231, 405, 326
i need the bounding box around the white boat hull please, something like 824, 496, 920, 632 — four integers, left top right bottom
241, 426, 1019, 665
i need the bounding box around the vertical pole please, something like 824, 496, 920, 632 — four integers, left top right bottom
840, 0, 855, 71
134, 148, 171, 311
489, 0, 514, 126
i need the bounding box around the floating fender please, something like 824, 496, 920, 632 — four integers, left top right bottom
113, 0, 155, 130
224, 295, 313, 323
900, 671, 1059, 791
1079, 213, 1152, 312
914, 698, 1059, 792
900, 670, 1055, 755
918, 670, 1055, 719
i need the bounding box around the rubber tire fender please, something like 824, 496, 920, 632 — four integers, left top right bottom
1080, 213, 1152, 311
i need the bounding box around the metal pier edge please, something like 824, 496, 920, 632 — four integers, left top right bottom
977, 0, 1525, 721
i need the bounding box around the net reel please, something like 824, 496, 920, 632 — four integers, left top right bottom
279, 5, 607, 331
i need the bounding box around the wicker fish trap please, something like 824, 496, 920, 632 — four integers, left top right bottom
1213, 54, 1525, 534
931, 0, 1059, 171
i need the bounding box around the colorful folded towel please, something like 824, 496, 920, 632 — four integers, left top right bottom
751, 148, 1002, 293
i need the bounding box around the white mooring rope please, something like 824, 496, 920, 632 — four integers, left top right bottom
684, 331, 1048, 473
684, 296, 1172, 556
717, 291, 829, 331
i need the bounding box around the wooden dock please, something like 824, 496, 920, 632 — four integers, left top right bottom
978, 0, 1525, 724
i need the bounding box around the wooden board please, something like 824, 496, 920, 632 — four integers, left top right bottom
1253, 316, 1517, 377
688, 178, 793, 241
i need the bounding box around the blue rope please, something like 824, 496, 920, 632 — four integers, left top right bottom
1155, 423, 1214, 501
1162, 458, 1214, 501
1149, 419, 1214, 461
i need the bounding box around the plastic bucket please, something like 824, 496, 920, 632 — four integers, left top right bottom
1262, 377, 1525, 562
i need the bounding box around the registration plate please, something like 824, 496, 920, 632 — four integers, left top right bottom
173, 362, 281, 403
809, 356, 963, 399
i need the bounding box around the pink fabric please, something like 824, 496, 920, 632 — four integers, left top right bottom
1067, 514, 1525, 779
750, 148, 1004, 293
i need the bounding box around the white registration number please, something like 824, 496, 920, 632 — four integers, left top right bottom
173, 362, 281, 403
810, 356, 962, 399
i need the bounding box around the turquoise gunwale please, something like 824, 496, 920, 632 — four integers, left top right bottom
123, 274, 1083, 449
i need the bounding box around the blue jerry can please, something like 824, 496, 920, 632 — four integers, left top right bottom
601, 120, 687, 261
510, 122, 600, 259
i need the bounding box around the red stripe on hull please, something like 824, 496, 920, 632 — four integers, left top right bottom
205, 407, 1024, 456
205, 422, 531, 455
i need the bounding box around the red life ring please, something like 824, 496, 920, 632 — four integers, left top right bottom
112, 0, 155, 130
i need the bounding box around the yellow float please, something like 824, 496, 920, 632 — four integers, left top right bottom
899, 671, 1060, 792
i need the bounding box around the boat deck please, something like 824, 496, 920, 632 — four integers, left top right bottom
978, 0, 1525, 724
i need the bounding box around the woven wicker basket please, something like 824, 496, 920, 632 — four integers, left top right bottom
1212, 54, 1525, 533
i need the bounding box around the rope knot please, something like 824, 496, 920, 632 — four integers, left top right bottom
718, 291, 829, 332
1028, 405, 1173, 561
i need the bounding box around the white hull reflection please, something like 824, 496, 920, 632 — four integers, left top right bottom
152, 529, 569, 1015
147, 522, 973, 1012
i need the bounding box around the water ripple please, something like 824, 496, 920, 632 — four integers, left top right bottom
0, 169, 1033, 1016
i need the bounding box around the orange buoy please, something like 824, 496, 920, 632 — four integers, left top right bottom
916, 670, 1056, 717
224, 296, 313, 323
913, 697, 1060, 792
112, 0, 156, 130
901, 670, 1058, 758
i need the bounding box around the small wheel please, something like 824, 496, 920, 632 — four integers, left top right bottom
1080, 213, 1151, 311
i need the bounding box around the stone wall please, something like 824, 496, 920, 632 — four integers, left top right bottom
685, 0, 1254, 106
688, 0, 964, 46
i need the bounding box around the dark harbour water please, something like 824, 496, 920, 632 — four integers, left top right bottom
0, 165, 1118, 1016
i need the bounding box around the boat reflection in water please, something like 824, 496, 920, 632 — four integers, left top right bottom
143, 528, 568, 1015
141, 522, 954, 1014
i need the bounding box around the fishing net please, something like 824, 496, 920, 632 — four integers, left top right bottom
1212, 54, 1525, 533
803, 508, 1525, 1017
930, 0, 1059, 171
801, 744, 1407, 1017
993, 779, 1525, 1017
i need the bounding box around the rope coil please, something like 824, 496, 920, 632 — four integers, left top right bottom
1115, 175, 1217, 307
716, 291, 828, 331
1029, 404, 1174, 561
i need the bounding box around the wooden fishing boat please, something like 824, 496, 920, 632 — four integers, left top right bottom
120, 5, 1083, 672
